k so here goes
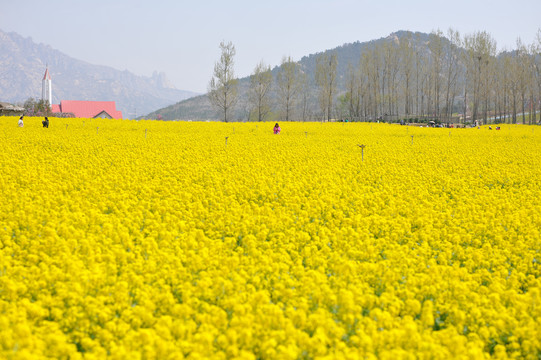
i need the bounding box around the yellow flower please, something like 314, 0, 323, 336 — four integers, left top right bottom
1, 119, 540, 358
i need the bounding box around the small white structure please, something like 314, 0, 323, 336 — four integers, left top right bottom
0, 102, 25, 116
42, 67, 52, 106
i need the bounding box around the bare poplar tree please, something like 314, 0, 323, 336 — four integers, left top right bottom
345, 63, 362, 121
428, 30, 445, 121
418, 57, 430, 119
359, 52, 371, 120
399, 33, 414, 118
529, 42, 538, 124
208, 41, 238, 122
276, 56, 300, 122
380, 41, 390, 117
361, 43, 381, 120
443, 29, 461, 123
500, 54, 512, 124
515, 38, 531, 124
464, 31, 496, 124
248, 61, 273, 122
493, 53, 509, 123
507, 51, 521, 124
298, 71, 310, 122
413, 33, 426, 119
525, 41, 538, 125
384, 37, 401, 119
533, 29, 541, 124
315, 52, 338, 121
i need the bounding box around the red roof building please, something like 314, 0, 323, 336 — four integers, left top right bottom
52, 100, 122, 119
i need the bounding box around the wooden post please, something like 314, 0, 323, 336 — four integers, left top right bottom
225, 136, 229, 146
357, 144, 366, 161
411, 135, 414, 145
66, 124, 68, 130
305, 132, 308, 137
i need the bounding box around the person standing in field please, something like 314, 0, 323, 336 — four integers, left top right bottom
42, 117, 49, 128
273, 123, 281, 134
18, 116, 24, 127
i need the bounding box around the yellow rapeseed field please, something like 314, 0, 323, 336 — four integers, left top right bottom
0, 116, 540, 359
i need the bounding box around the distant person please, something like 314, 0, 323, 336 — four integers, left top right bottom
42, 117, 49, 128
18, 116, 24, 127
273, 123, 281, 134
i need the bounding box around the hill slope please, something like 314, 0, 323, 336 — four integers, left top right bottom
145, 31, 432, 121
0, 29, 199, 117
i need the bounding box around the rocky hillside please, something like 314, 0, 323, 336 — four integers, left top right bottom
0, 29, 199, 117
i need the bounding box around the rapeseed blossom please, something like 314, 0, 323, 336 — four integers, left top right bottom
0, 117, 540, 359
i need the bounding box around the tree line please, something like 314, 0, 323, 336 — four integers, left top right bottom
208, 30, 541, 125
16, 98, 76, 118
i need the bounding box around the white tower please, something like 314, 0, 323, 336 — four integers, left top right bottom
42, 67, 52, 106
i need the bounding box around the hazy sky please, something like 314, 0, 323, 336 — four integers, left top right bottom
1, 0, 540, 93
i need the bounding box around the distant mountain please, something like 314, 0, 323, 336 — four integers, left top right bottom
145, 31, 433, 121
0, 29, 199, 117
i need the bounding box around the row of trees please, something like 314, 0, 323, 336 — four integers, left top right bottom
19, 98, 76, 118
21, 98, 52, 117
208, 30, 541, 124
208, 41, 312, 123
18, 98, 77, 118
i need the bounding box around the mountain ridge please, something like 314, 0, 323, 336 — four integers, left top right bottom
0, 29, 199, 117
